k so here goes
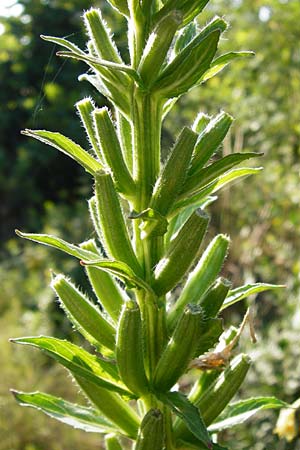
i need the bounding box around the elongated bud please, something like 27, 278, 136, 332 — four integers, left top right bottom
199, 277, 232, 318
76, 98, 103, 162
95, 171, 142, 276
84, 9, 122, 63
116, 301, 149, 396
192, 112, 211, 134
174, 354, 251, 440
190, 111, 234, 174
154, 305, 205, 391
151, 127, 198, 216
51, 274, 116, 351
174, 21, 197, 54
138, 11, 182, 87
76, 376, 140, 438
135, 409, 164, 450
153, 18, 227, 98
105, 434, 122, 450
93, 108, 135, 197
81, 240, 128, 323
155, 0, 209, 27
152, 209, 209, 296
168, 234, 230, 329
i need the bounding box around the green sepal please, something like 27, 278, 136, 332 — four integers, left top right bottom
134, 409, 165, 450
152, 209, 209, 296
151, 127, 198, 216
11, 390, 117, 434
138, 11, 182, 87
221, 282, 285, 311
199, 277, 232, 318
51, 274, 116, 351
81, 240, 127, 323
174, 21, 197, 54
106, 0, 129, 16
194, 318, 224, 357
76, 98, 103, 161
41, 34, 85, 55
189, 111, 234, 175
11, 336, 133, 397
116, 301, 149, 396
21, 129, 102, 175
88, 196, 103, 242
129, 208, 168, 239
208, 396, 288, 434
159, 391, 212, 449
154, 305, 206, 391
95, 171, 141, 275
93, 108, 135, 197
192, 112, 211, 134
168, 234, 230, 329
201, 51, 255, 83
76, 376, 140, 438
105, 434, 123, 450
183, 152, 263, 196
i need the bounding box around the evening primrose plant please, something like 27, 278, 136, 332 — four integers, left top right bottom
11, 1, 287, 449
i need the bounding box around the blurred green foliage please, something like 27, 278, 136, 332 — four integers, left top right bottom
0, 0, 299, 448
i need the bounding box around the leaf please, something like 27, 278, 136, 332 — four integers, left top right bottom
15, 230, 100, 261
11, 390, 118, 434
41, 34, 85, 54
221, 283, 285, 310
129, 208, 168, 239
159, 391, 212, 449
57, 50, 141, 84
11, 336, 133, 397
21, 129, 102, 175
201, 51, 255, 83
81, 259, 154, 293
208, 397, 288, 433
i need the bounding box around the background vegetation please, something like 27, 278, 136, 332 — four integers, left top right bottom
0, 0, 299, 448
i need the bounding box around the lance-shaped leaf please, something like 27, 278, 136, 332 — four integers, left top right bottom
76, 376, 140, 438
76, 98, 103, 161
189, 111, 234, 174
221, 283, 285, 311
192, 112, 211, 134
116, 110, 133, 173
173, 168, 263, 212
21, 130, 102, 175
106, 0, 129, 17
201, 51, 255, 83
183, 152, 263, 196
11, 390, 118, 434
152, 209, 209, 296
168, 234, 229, 329
138, 11, 182, 87
81, 259, 154, 293
208, 397, 288, 433
174, 20, 197, 54
154, 28, 221, 98
159, 391, 212, 449
15, 230, 100, 261
95, 171, 141, 275
51, 274, 116, 351
41, 34, 85, 54
151, 127, 198, 216
93, 108, 135, 197
81, 240, 128, 323
11, 336, 133, 396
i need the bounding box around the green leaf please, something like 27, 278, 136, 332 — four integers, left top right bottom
221, 283, 285, 310
41, 34, 85, 54
159, 391, 212, 449
129, 208, 169, 239
21, 130, 102, 175
15, 230, 100, 261
201, 51, 255, 83
208, 397, 288, 433
11, 390, 117, 434
183, 153, 263, 196
11, 336, 132, 397
81, 259, 154, 294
